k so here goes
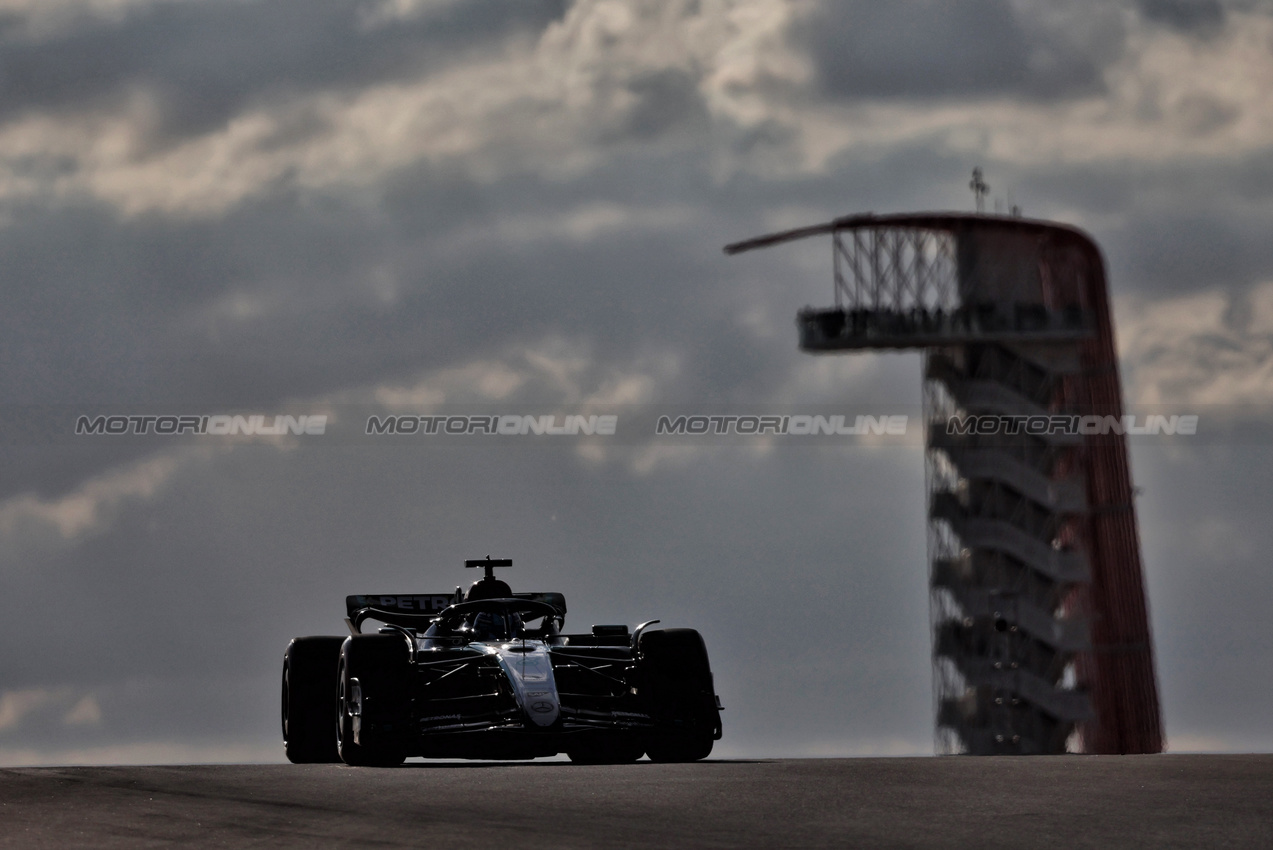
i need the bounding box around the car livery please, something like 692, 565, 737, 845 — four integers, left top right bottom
281, 558, 723, 765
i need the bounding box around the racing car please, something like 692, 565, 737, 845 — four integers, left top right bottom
281, 558, 723, 765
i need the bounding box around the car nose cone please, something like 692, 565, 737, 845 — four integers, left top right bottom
489, 642, 561, 727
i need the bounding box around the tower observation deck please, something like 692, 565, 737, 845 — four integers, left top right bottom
726, 212, 1163, 755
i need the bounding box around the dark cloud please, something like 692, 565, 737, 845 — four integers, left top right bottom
1006, 151, 1273, 297
796, 0, 1124, 102
600, 68, 711, 143
1138, 0, 1228, 37
0, 0, 568, 142
0, 133, 933, 410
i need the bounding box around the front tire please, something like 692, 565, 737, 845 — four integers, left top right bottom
638, 628, 721, 763
282, 636, 344, 764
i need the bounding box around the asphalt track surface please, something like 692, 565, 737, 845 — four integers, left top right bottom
2, 755, 1270, 848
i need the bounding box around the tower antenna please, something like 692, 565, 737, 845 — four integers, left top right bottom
969, 167, 990, 213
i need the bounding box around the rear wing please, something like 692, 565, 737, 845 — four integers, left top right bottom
345, 592, 567, 622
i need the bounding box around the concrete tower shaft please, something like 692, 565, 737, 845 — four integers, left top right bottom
726, 213, 1163, 755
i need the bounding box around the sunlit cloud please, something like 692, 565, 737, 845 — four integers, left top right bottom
0, 452, 186, 540
1116, 280, 1273, 405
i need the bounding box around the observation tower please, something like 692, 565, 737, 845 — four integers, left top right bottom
726, 210, 1163, 755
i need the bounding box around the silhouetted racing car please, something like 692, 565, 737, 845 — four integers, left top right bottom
281, 558, 723, 766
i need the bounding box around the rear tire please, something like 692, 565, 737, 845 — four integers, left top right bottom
337, 635, 410, 767
638, 628, 720, 763
282, 637, 344, 764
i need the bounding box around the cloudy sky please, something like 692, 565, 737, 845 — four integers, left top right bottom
2, 0, 1272, 765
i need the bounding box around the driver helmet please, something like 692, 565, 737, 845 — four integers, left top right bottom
468, 610, 523, 641
465, 577, 513, 602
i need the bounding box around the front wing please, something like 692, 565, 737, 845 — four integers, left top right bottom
402, 646, 650, 758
